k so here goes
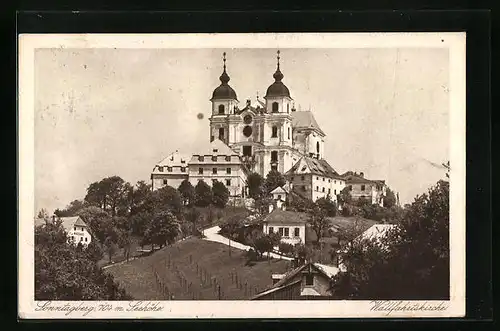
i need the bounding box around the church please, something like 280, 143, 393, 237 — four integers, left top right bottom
151, 51, 368, 203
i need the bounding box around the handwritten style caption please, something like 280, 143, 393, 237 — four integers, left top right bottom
371, 301, 449, 315
35, 301, 164, 316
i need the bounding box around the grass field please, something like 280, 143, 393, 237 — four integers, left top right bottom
106, 237, 292, 300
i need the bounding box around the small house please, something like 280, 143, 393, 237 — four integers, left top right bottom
251, 261, 339, 300
262, 209, 307, 246
269, 185, 290, 211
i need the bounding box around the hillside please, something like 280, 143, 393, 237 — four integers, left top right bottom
106, 237, 291, 300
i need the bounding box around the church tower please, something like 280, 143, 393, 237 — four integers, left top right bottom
209, 52, 238, 145
254, 50, 295, 177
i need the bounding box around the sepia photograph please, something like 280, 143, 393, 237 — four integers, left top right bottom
18, 33, 466, 318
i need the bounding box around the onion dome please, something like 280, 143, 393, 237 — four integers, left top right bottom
211, 52, 238, 100
265, 50, 291, 98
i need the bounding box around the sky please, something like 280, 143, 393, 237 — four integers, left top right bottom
34, 47, 449, 214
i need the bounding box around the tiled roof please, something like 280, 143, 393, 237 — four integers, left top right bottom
291, 111, 325, 135
286, 156, 343, 179
263, 209, 308, 225
156, 150, 191, 167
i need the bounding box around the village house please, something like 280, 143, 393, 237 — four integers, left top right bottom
262, 209, 307, 246
251, 261, 339, 300
34, 215, 92, 246
341, 171, 386, 206
269, 184, 290, 211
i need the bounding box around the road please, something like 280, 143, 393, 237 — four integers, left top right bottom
202, 225, 293, 261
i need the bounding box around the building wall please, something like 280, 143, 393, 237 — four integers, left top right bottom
152, 173, 188, 190
311, 175, 346, 202
263, 222, 306, 246
300, 272, 332, 296
67, 226, 92, 245
348, 182, 384, 205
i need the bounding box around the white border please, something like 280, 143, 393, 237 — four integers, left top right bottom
18, 33, 466, 319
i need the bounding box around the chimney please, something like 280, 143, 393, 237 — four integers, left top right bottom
360, 172, 364, 178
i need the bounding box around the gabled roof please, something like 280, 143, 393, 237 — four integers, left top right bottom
270, 186, 289, 195
286, 156, 344, 179
291, 111, 325, 136
190, 138, 238, 157
263, 209, 308, 225
59, 216, 88, 233
341, 171, 386, 185
251, 261, 339, 300
156, 150, 191, 167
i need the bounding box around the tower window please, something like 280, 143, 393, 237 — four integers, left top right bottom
243, 146, 252, 157
272, 126, 278, 138
219, 128, 224, 140
287, 104, 289, 113
272, 102, 279, 113
316, 141, 320, 154
271, 151, 278, 163
213, 168, 218, 174
218, 104, 225, 114
288, 127, 290, 139
199, 168, 203, 174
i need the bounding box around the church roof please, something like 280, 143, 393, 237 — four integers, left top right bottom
211, 52, 238, 101
286, 156, 344, 180
265, 50, 291, 99
291, 111, 325, 136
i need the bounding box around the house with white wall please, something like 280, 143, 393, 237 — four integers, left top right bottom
151, 150, 190, 190
34, 215, 92, 246
262, 209, 307, 246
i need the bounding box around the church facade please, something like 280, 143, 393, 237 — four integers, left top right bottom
151, 51, 378, 202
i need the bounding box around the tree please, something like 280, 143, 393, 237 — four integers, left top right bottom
37, 208, 50, 220
103, 236, 118, 263
117, 229, 133, 262
247, 172, 265, 199
185, 208, 201, 235
383, 187, 397, 209
35, 220, 131, 300
84, 176, 127, 216
77, 206, 113, 244
279, 242, 294, 256
308, 205, 330, 245
147, 210, 181, 249
178, 179, 195, 206
54, 199, 87, 217
212, 181, 230, 208
144, 185, 183, 217
264, 170, 286, 193
254, 195, 274, 215
316, 196, 337, 217
338, 187, 352, 206
194, 181, 213, 207
332, 178, 450, 299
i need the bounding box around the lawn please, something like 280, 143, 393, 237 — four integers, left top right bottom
106, 237, 292, 300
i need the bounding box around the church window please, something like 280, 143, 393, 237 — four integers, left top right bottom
226, 168, 231, 174
199, 156, 204, 162
225, 156, 231, 161
226, 179, 231, 186
361, 185, 366, 191
287, 104, 290, 113
213, 168, 217, 174
163, 179, 168, 185
218, 104, 225, 114
181, 167, 186, 172
272, 102, 279, 113
272, 126, 278, 138
316, 141, 320, 153
212, 156, 217, 162
158, 166, 164, 172
243, 125, 253, 137
271, 151, 278, 162
199, 168, 203, 174
288, 127, 290, 139
243, 146, 252, 157
219, 128, 224, 140
244, 115, 252, 124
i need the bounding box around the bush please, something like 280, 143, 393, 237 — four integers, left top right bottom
278, 242, 294, 256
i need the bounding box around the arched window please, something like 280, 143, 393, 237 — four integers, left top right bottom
272, 126, 278, 138
218, 104, 225, 114
316, 141, 320, 153
272, 102, 279, 113
271, 151, 278, 162
287, 104, 289, 113
219, 128, 224, 140
288, 127, 290, 139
